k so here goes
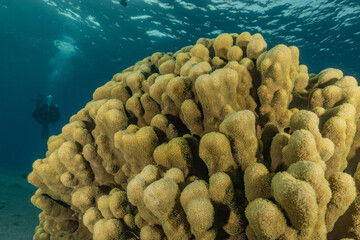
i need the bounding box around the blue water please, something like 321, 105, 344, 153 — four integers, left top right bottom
0, 0, 359, 173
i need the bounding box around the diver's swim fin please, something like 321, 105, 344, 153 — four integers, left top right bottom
119, 0, 127, 7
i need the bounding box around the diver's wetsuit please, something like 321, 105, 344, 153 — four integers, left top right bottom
32, 96, 60, 139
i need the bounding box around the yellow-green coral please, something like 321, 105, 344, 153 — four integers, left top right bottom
28, 32, 360, 240
245, 198, 287, 239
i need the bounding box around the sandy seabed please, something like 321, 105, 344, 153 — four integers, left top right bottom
0, 167, 41, 240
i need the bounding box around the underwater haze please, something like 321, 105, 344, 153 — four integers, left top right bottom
0, 1, 360, 239
0, 0, 359, 172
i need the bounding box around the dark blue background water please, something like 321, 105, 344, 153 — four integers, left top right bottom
0, 0, 359, 173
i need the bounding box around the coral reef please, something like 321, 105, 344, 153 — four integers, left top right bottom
28, 32, 360, 240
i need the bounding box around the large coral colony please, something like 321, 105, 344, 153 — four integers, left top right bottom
28, 32, 360, 240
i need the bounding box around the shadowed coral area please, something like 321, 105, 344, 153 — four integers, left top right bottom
28, 32, 360, 240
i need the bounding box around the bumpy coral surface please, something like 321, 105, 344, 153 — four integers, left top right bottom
28, 32, 360, 240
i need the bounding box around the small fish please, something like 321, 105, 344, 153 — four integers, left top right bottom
119, 0, 127, 7
284, 127, 291, 134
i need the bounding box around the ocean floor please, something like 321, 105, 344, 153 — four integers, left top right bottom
0, 168, 41, 240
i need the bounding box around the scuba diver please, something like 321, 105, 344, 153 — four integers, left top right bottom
32, 95, 60, 139
119, 0, 127, 7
